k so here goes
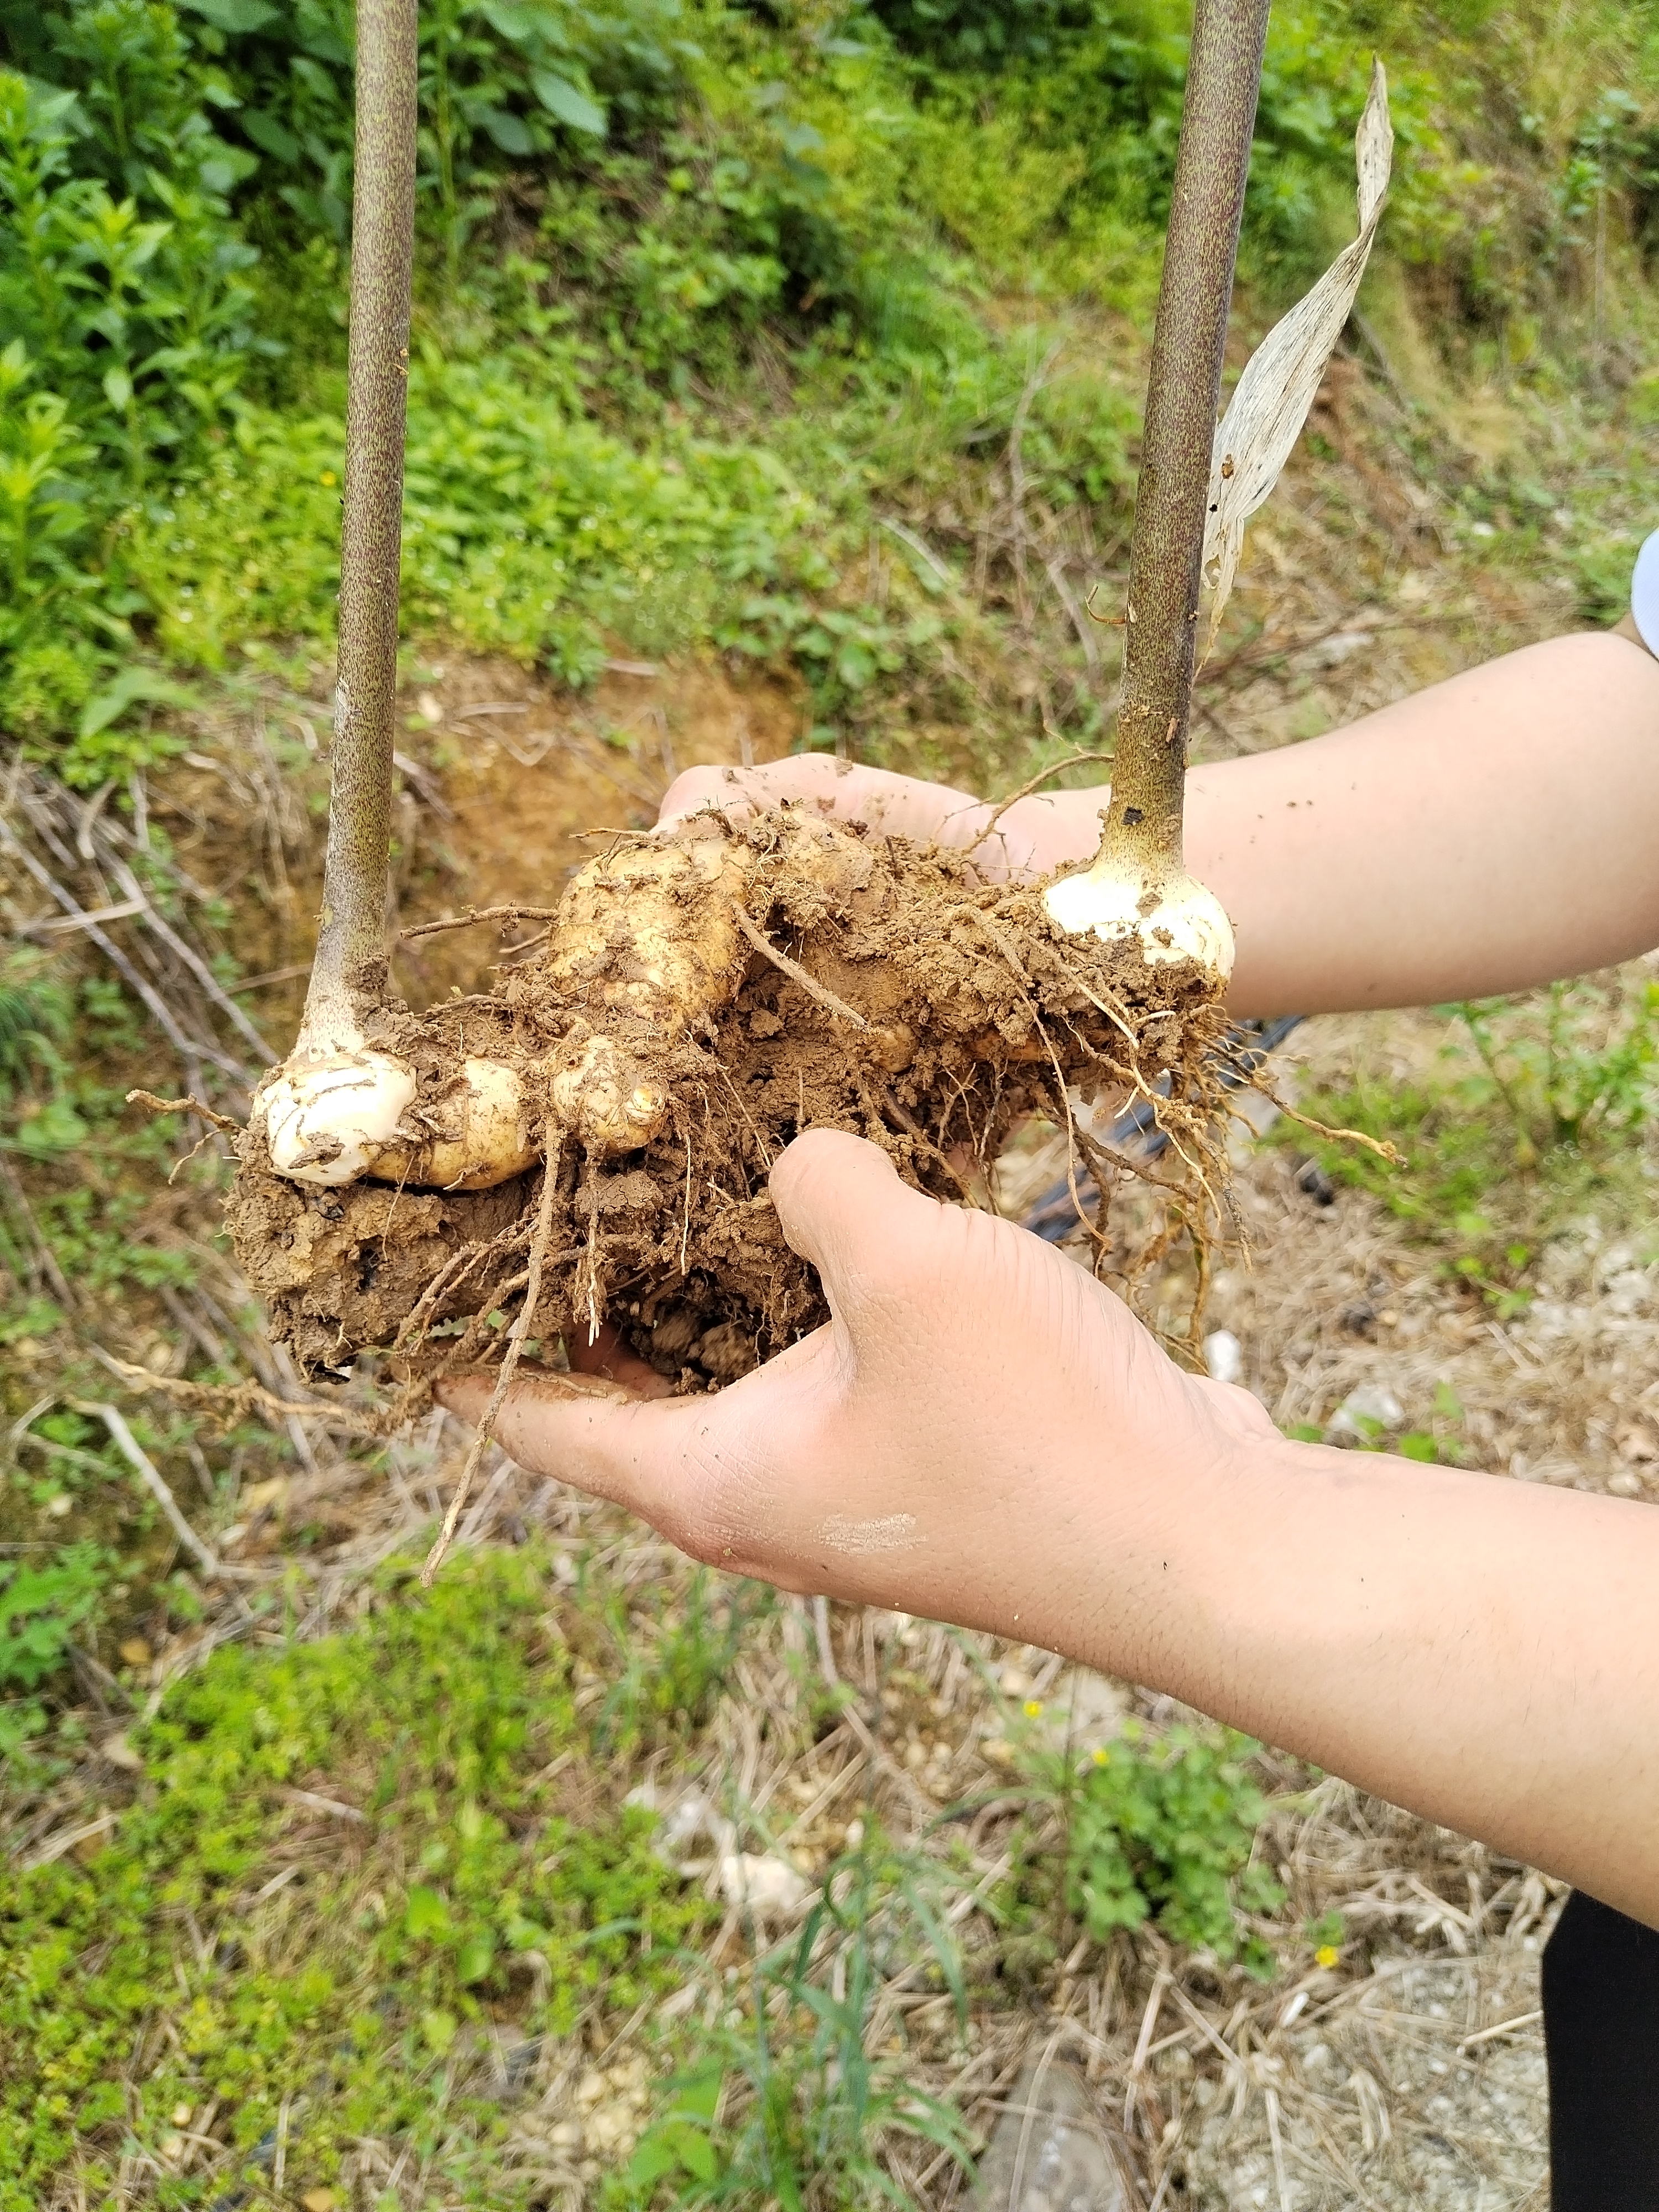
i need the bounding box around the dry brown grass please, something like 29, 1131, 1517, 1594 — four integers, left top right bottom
15, 964, 1637, 2206
105, 1354, 1571, 2209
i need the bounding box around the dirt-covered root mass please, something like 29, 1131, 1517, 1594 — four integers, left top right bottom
228, 804, 1236, 1384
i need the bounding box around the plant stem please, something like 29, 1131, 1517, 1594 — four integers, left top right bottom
304, 0, 419, 1052
1101, 0, 1269, 880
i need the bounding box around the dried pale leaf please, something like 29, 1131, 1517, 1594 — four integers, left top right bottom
1202, 60, 1394, 647
718, 1849, 811, 1916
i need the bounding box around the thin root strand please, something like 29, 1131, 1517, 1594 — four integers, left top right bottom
1265, 1090, 1405, 1166
400, 902, 563, 942
422, 1128, 563, 1584
731, 902, 869, 1030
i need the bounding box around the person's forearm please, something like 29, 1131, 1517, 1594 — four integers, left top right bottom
1198, 632, 1659, 1014
1000, 632, 1659, 1016
1101, 1432, 1659, 1923
440, 1126, 1659, 1926
677, 632, 1659, 1016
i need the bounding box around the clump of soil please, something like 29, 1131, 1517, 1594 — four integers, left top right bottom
227, 802, 1234, 1385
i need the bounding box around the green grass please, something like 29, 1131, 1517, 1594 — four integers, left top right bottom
0, 1546, 716, 2210
0, 1507, 1334, 2206
4, 0, 1657, 774
622, 1827, 973, 2206
129, 346, 829, 686
0, 1528, 1000, 2208
1280, 979, 1659, 1316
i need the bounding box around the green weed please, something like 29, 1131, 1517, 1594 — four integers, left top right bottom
0, 950, 72, 1091
132, 345, 830, 686
1463, 983, 1659, 1155
0, 1541, 109, 1758
0, 1295, 65, 1347
1064, 1723, 1285, 1976
0, 8, 260, 742
1003, 1718, 1287, 1981
1288, 1380, 1469, 1463
596, 1566, 774, 1752
0, 1545, 714, 2210
615, 1825, 971, 2208
1281, 980, 1659, 1304
3, 0, 1654, 760
622, 2063, 726, 2198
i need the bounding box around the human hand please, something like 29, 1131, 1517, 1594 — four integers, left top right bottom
656, 757, 1107, 883
436, 1129, 1274, 1673
437, 1133, 1659, 1917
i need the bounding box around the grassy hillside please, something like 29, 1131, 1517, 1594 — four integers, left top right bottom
2, 0, 1656, 789
1, 2, 1657, 2204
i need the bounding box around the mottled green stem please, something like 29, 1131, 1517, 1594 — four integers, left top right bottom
1102, 0, 1269, 878
304, 0, 419, 1052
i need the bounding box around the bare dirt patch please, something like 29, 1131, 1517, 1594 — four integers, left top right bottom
391, 651, 804, 1004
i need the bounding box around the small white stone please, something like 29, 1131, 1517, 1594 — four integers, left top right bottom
651, 1787, 733, 1871
1328, 1381, 1406, 1437
1203, 1328, 1244, 1386
586, 2106, 632, 2151
718, 1851, 810, 1916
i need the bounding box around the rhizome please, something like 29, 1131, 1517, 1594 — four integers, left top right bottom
228, 802, 1235, 1388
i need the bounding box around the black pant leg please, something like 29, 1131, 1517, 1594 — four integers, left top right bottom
1545, 1889, 1659, 2210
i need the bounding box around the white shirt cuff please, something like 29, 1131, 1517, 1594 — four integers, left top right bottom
1634, 528, 1659, 657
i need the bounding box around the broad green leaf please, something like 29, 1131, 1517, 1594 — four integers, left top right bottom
623, 2135, 681, 2186
531, 72, 606, 137
478, 106, 536, 156
678, 2124, 718, 2180
241, 109, 300, 164
403, 1886, 452, 1942
177, 0, 280, 31
77, 666, 200, 740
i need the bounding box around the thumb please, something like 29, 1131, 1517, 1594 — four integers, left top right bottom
769, 1128, 947, 1349
656, 764, 735, 827
434, 1363, 713, 1530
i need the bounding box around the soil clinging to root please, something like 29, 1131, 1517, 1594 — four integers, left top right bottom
228, 802, 1235, 1385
